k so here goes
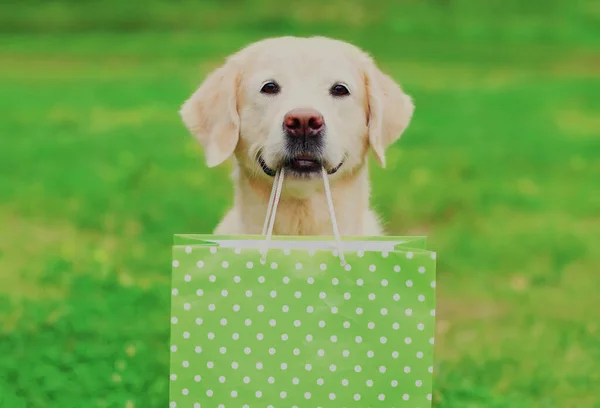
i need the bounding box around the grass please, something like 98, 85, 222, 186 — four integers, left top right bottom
1, 1, 599, 407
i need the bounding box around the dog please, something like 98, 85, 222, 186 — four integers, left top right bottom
180, 36, 414, 236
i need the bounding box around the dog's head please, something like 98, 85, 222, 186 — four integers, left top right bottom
180, 36, 414, 190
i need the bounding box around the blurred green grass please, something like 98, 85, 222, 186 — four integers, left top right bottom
1, 1, 599, 407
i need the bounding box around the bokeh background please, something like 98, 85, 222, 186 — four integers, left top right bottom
1, 0, 599, 407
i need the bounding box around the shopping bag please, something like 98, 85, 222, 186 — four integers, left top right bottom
169, 234, 436, 407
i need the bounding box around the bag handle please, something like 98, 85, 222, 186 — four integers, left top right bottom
260, 166, 346, 266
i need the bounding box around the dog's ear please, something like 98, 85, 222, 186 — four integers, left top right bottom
180, 57, 241, 168
365, 62, 414, 168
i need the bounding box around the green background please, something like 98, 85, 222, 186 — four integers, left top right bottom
0, 1, 599, 407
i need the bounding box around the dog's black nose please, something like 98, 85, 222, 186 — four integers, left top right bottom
283, 108, 324, 137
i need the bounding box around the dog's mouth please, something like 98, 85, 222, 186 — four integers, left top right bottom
258, 155, 344, 177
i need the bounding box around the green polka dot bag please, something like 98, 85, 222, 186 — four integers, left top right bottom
170, 233, 436, 407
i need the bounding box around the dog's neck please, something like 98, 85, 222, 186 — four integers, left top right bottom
232, 165, 373, 236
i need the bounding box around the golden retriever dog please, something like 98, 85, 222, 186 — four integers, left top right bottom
180, 36, 414, 236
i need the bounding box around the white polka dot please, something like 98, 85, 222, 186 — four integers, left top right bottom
393, 322, 400, 330
354, 394, 361, 401
381, 279, 389, 287
195, 318, 203, 325
356, 307, 363, 315
245, 319, 252, 326
172, 260, 179, 268
405, 337, 412, 344
344, 264, 352, 271
169, 402, 176, 408
170, 373, 177, 381
329, 393, 336, 400
257, 305, 265, 313
232, 304, 240, 312
379, 365, 387, 373
283, 248, 291, 255
305, 334, 313, 342
305, 305, 314, 313
206, 389, 213, 397
428, 366, 434, 373
416, 379, 423, 387
319, 292, 327, 299
195, 346, 202, 353
331, 278, 339, 285
182, 361, 189, 368
391, 380, 398, 387
221, 289, 228, 297
304, 392, 311, 399
268, 376, 274, 383
245, 290, 252, 297
209, 247, 217, 254
357, 250, 364, 257
431, 281, 437, 288
430, 337, 435, 344
344, 292, 351, 300
317, 378, 324, 385
294, 319, 302, 328
281, 363, 288, 370
403, 394, 410, 400
431, 309, 436, 316
270, 319, 277, 327
294, 348, 301, 355
246, 261, 253, 269
329, 364, 336, 372
356, 279, 364, 286
258, 276, 265, 283
221, 261, 229, 268
330, 335, 338, 343
343, 321, 350, 328
342, 350, 350, 357
331, 306, 338, 314
406, 251, 414, 259
171, 288, 178, 296
320, 263, 327, 271
305, 363, 312, 371
232, 333, 239, 340
294, 291, 302, 299
208, 275, 216, 283
181, 388, 188, 395
196, 261, 204, 268
283, 276, 290, 284
367, 350, 374, 358
406, 308, 413, 316
295, 263, 303, 270
354, 365, 362, 372
418, 266, 426, 273
369, 264, 376, 272
280, 391, 287, 399
208, 304, 215, 312
269, 290, 277, 298
219, 346, 227, 354
244, 347, 251, 354
184, 275, 191, 282
307, 277, 315, 284
255, 391, 262, 398
418, 294, 425, 302
355, 336, 363, 343
427, 393, 433, 400
231, 362, 238, 369
183, 331, 190, 339
282, 305, 289, 313
256, 362, 263, 369
392, 351, 399, 359
380, 336, 387, 344
404, 366, 411, 373
379, 394, 386, 401
171, 317, 178, 324
207, 361, 214, 368
418, 323, 425, 330
243, 376, 250, 383
270, 262, 278, 269
196, 289, 203, 296
431, 252, 437, 259
218, 376, 226, 383
406, 280, 413, 287
341, 378, 349, 386
393, 293, 400, 301
231, 390, 238, 398
318, 320, 327, 328
381, 307, 388, 315
368, 293, 376, 300
170, 345, 177, 352
194, 375, 201, 382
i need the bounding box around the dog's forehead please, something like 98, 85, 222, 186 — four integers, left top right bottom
239, 37, 365, 81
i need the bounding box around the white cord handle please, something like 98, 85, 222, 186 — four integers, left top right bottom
260, 166, 346, 266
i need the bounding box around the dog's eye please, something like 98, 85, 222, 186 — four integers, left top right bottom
330, 83, 350, 97
260, 81, 280, 95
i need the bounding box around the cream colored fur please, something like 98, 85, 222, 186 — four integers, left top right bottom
180, 36, 414, 236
